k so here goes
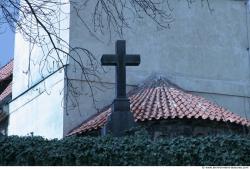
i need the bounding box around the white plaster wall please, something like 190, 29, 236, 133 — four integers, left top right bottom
12, 0, 70, 98
68, 0, 249, 88
9, 0, 70, 138
64, 0, 250, 133
9, 70, 64, 139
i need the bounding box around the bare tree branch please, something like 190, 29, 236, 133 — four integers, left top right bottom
0, 0, 212, 116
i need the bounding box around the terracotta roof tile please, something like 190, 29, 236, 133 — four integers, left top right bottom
68, 76, 250, 136
0, 60, 13, 82
0, 82, 12, 102
69, 107, 112, 136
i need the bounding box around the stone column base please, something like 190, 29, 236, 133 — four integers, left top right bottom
107, 111, 135, 136
112, 98, 130, 112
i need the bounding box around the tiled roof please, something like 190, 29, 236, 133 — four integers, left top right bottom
0, 82, 12, 102
0, 60, 13, 82
68, 76, 250, 136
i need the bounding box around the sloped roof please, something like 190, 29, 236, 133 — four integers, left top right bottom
68, 76, 250, 136
0, 82, 12, 103
0, 59, 13, 82
0, 60, 13, 103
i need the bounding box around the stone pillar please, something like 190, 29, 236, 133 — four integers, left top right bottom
105, 98, 136, 136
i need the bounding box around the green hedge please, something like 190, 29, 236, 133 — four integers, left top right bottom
0, 132, 249, 166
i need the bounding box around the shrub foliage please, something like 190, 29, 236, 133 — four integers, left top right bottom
0, 133, 249, 166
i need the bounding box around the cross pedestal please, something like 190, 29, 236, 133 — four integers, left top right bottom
112, 98, 130, 112
101, 40, 140, 136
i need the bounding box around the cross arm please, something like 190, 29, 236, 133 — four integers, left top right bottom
101, 55, 117, 65
125, 55, 140, 66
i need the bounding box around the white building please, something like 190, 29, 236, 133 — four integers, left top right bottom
8, 0, 250, 138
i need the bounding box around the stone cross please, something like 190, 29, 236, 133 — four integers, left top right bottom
101, 40, 140, 136
101, 40, 140, 99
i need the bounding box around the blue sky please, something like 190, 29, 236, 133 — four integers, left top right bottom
0, 23, 14, 67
